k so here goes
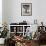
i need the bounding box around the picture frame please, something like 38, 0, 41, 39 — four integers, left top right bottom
21, 3, 32, 16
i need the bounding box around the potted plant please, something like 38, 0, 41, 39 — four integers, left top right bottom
0, 23, 9, 44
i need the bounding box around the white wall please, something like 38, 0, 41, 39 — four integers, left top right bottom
7, 0, 33, 25
33, 0, 46, 26
0, 0, 2, 27
2, 0, 46, 26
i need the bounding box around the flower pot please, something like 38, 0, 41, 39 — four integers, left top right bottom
0, 38, 5, 44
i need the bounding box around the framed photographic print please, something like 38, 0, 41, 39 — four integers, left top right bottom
21, 3, 32, 16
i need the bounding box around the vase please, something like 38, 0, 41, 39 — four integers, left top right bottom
0, 38, 5, 44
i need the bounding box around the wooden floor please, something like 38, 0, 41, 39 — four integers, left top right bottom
0, 44, 46, 46
40, 45, 46, 46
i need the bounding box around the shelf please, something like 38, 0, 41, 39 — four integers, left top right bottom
10, 32, 15, 33
9, 25, 31, 36
9, 25, 31, 26
16, 32, 23, 33
10, 32, 23, 34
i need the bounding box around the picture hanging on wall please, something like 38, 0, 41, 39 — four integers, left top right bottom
21, 3, 32, 16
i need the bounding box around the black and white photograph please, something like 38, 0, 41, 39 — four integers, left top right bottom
21, 3, 32, 16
